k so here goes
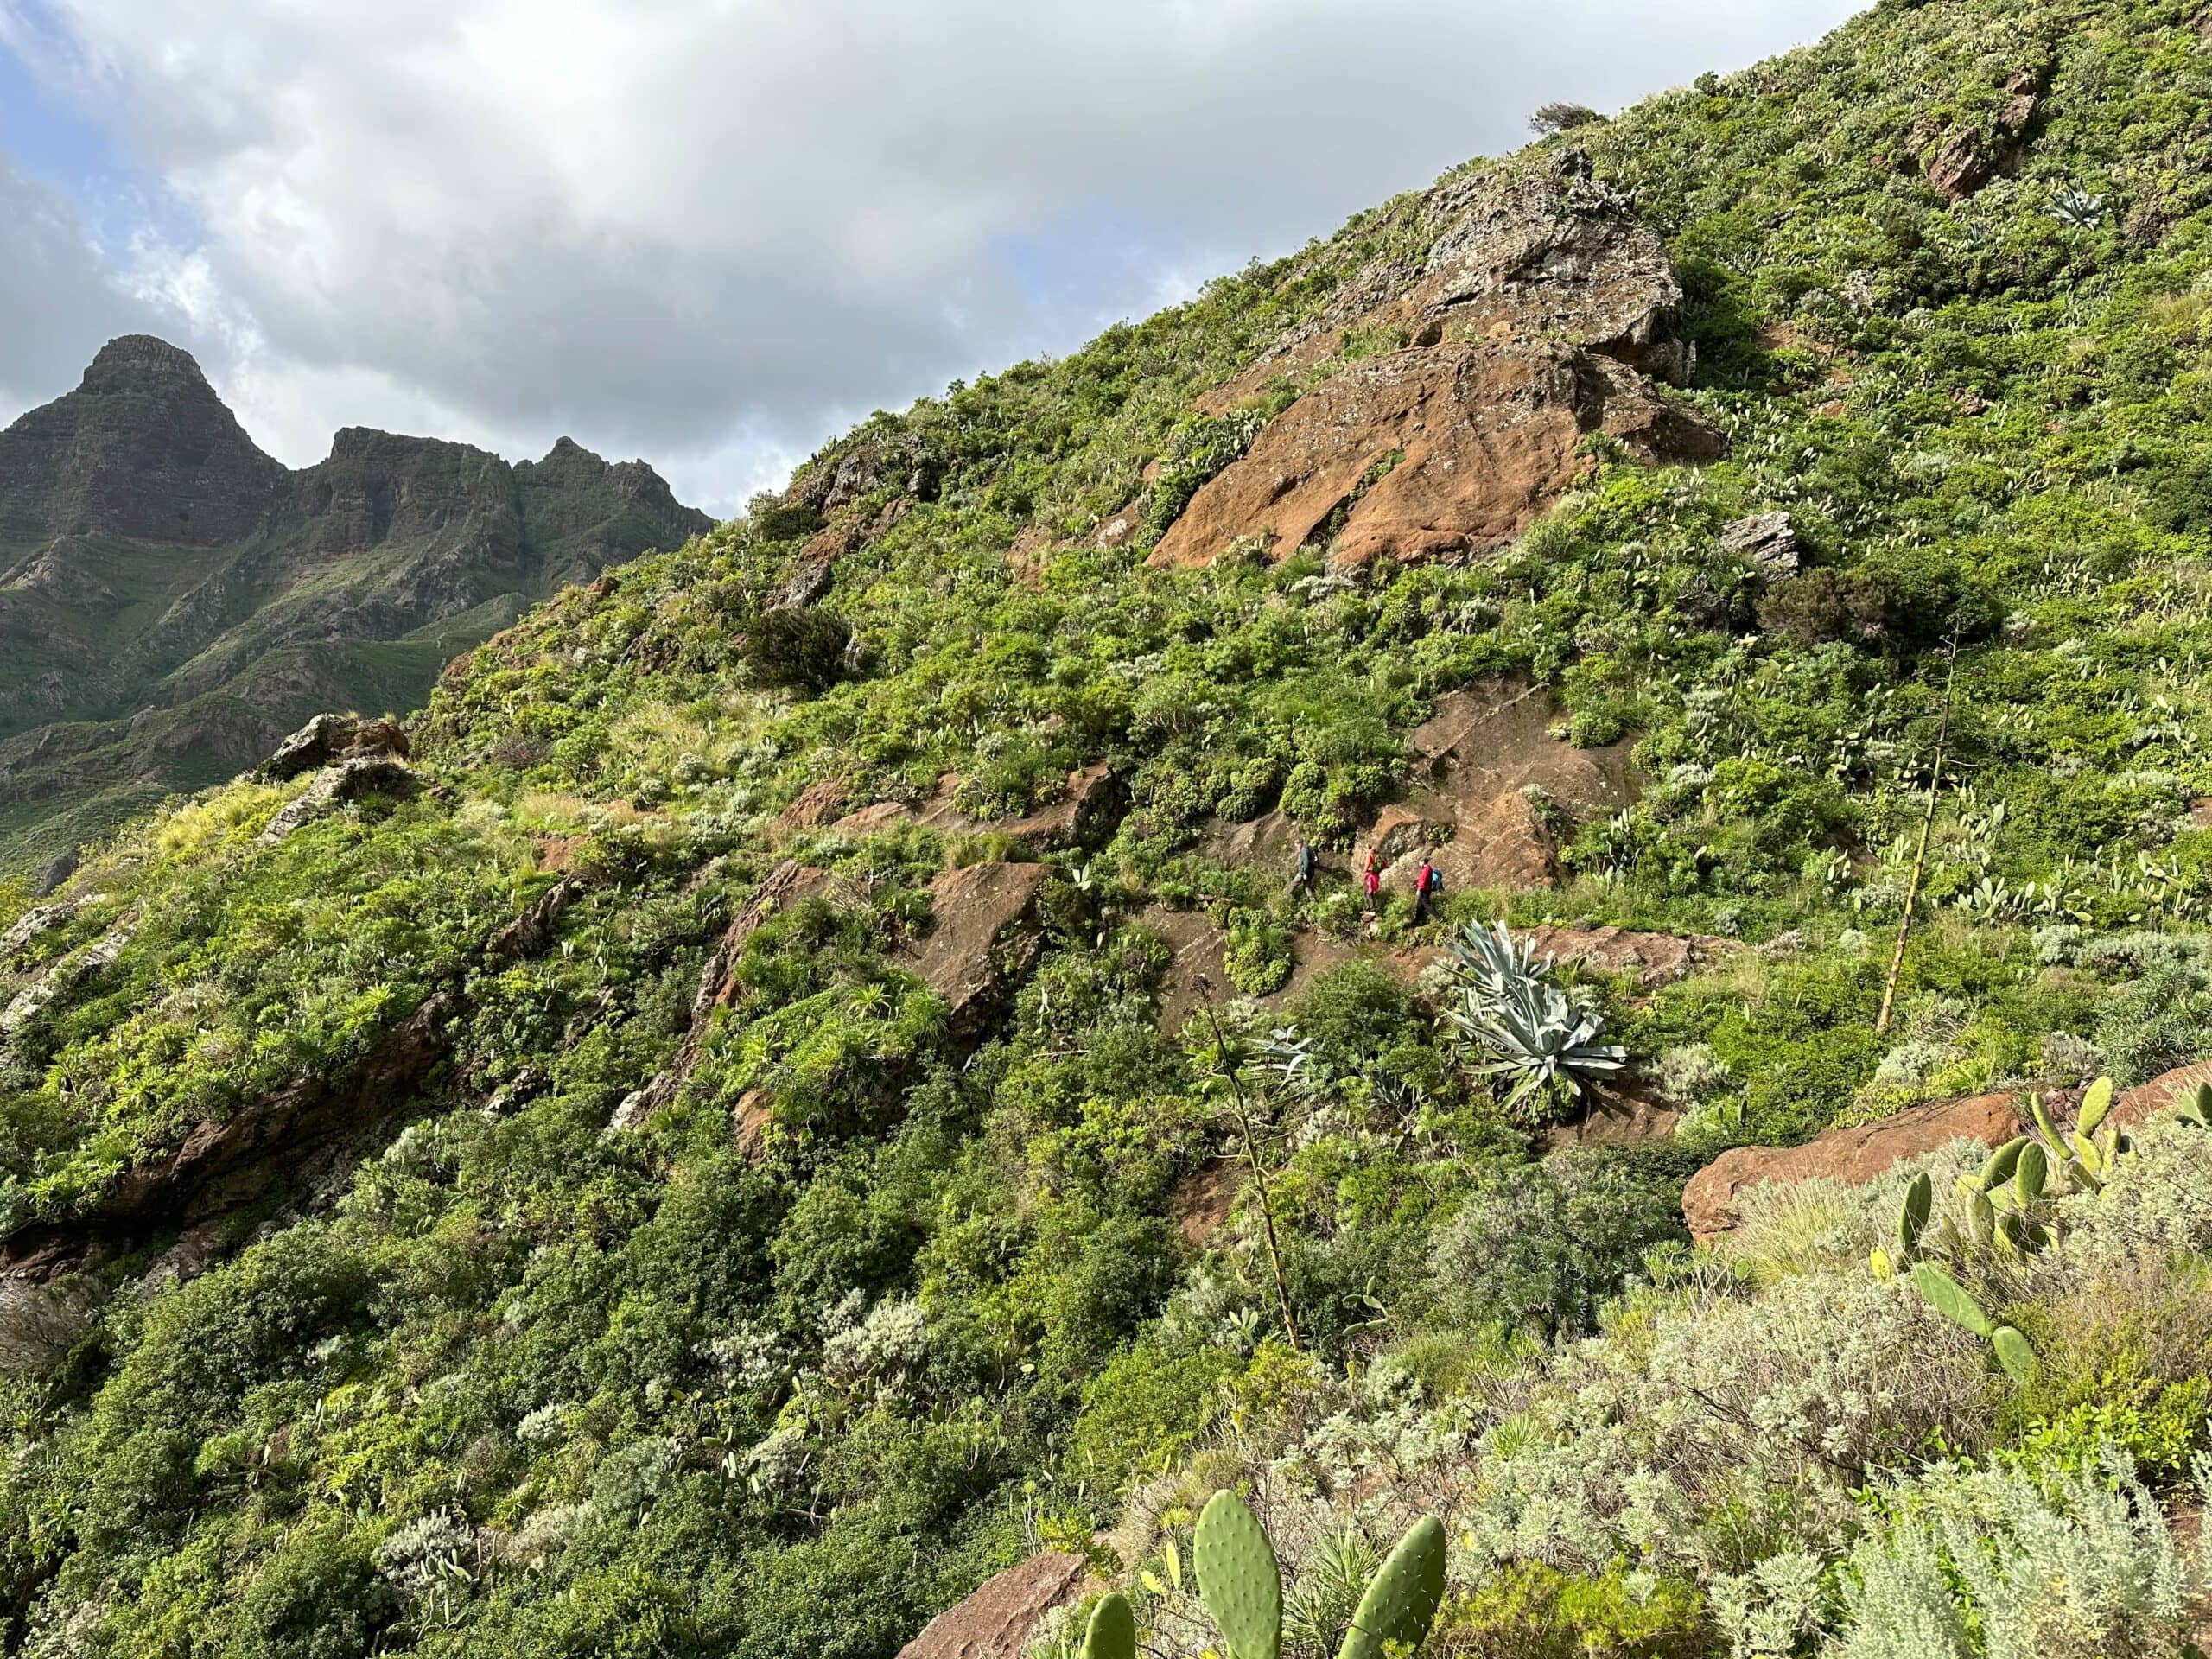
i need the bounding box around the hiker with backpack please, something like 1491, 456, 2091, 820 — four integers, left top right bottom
1413, 855, 1440, 924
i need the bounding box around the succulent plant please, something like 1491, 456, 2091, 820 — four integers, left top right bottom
1081, 1592, 1136, 1659
1910, 1261, 2035, 1383
1335, 1516, 1446, 1659
1441, 920, 1624, 1109
1185, 1492, 1449, 1659
1194, 1489, 1282, 1659
2175, 1080, 2211, 1128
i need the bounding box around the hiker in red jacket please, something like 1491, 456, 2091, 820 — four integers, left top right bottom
1413, 855, 1438, 925
1362, 847, 1381, 914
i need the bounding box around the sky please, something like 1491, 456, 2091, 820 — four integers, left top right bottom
0, 0, 1867, 518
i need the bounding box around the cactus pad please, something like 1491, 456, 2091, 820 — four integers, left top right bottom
1992, 1324, 2037, 1383
1912, 1262, 1993, 1338
1337, 1516, 1446, 1659
1194, 1489, 1281, 1659
1083, 1592, 1137, 1659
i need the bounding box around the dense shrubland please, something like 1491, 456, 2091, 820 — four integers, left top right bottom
0, 0, 2209, 1653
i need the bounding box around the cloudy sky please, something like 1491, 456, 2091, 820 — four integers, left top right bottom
1, 0, 1865, 517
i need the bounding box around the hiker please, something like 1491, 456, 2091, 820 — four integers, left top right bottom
1361, 847, 1381, 914
1289, 836, 1318, 897
1413, 855, 1439, 925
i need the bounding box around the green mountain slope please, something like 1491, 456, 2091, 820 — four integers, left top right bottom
1, 0, 2210, 1654
0, 340, 712, 876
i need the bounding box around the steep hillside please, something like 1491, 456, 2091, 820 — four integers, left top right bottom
1, 0, 2210, 1655
0, 339, 712, 877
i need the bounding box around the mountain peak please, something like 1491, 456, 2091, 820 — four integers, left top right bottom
78, 335, 216, 398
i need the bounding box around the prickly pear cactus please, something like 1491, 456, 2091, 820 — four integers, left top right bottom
1991, 1325, 2037, 1385
1336, 1516, 1446, 1659
1082, 1592, 1136, 1659
1193, 1490, 1281, 1659
1911, 1261, 1993, 1338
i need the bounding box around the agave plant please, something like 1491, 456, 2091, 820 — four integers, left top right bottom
1440, 920, 1626, 1109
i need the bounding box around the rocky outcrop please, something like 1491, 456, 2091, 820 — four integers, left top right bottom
1154, 340, 1720, 569
1923, 66, 2047, 202
899, 863, 1051, 1036
1353, 678, 1632, 893
0, 917, 136, 1039
1719, 511, 1801, 579
998, 763, 1128, 853
1520, 924, 1732, 989
256, 712, 410, 782
894, 1551, 1089, 1659
1152, 151, 1720, 571
257, 755, 421, 846
0, 895, 96, 958
1684, 1062, 2210, 1240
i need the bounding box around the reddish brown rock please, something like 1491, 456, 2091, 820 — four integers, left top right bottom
777, 778, 849, 830
1000, 763, 1128, 853
1684, 1091, 2024, 1241
1362, 679, 1633, 893
896, 1551, 1089, 1659
1682, 1062, 2210, 1242
901, 863, 1051, 1033
1154, 340, 1719, 569
1172, 1159, 1243, 1245
830, 801, 914, 837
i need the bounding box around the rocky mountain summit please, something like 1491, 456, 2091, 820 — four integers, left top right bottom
0, 338, 709, 874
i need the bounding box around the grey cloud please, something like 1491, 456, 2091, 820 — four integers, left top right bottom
0, 152, 162, 416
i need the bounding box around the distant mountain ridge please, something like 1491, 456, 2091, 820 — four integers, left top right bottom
0, 336, 712, 874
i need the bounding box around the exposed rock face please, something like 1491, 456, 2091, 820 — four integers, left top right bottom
776, 778, 850, 830
1684, 1092, 2023, 1241
1719, 511, 1801, 578
0, 337, 709, 871
0, 918, 137, 1039
256, 756, 421, 846
998, 763, 1128, 853
1214, 150, 1692, 404
899, 863, 1051, 1036
256, 713, 410, 783
1355, 678, 1633, 893
894, 1551, 1089, 1659
1153, 151, 1719, 571
1683, 1062, 2209, 1240
1924, 66, 2046, 202
1154, 340, 1721, 569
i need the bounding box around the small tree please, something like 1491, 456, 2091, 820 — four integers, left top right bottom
1529, 100, 1603, 135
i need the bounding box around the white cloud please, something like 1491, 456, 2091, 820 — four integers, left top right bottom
4, 0, 1867, 513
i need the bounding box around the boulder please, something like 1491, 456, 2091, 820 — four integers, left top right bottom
257, 712, 410, 783
895, 1550, 1089, 1659
1719, 511, 1800, 579
1683, 1063, 2212, 1240
1154, 340, 1721, 569
29, 852, 79, 898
